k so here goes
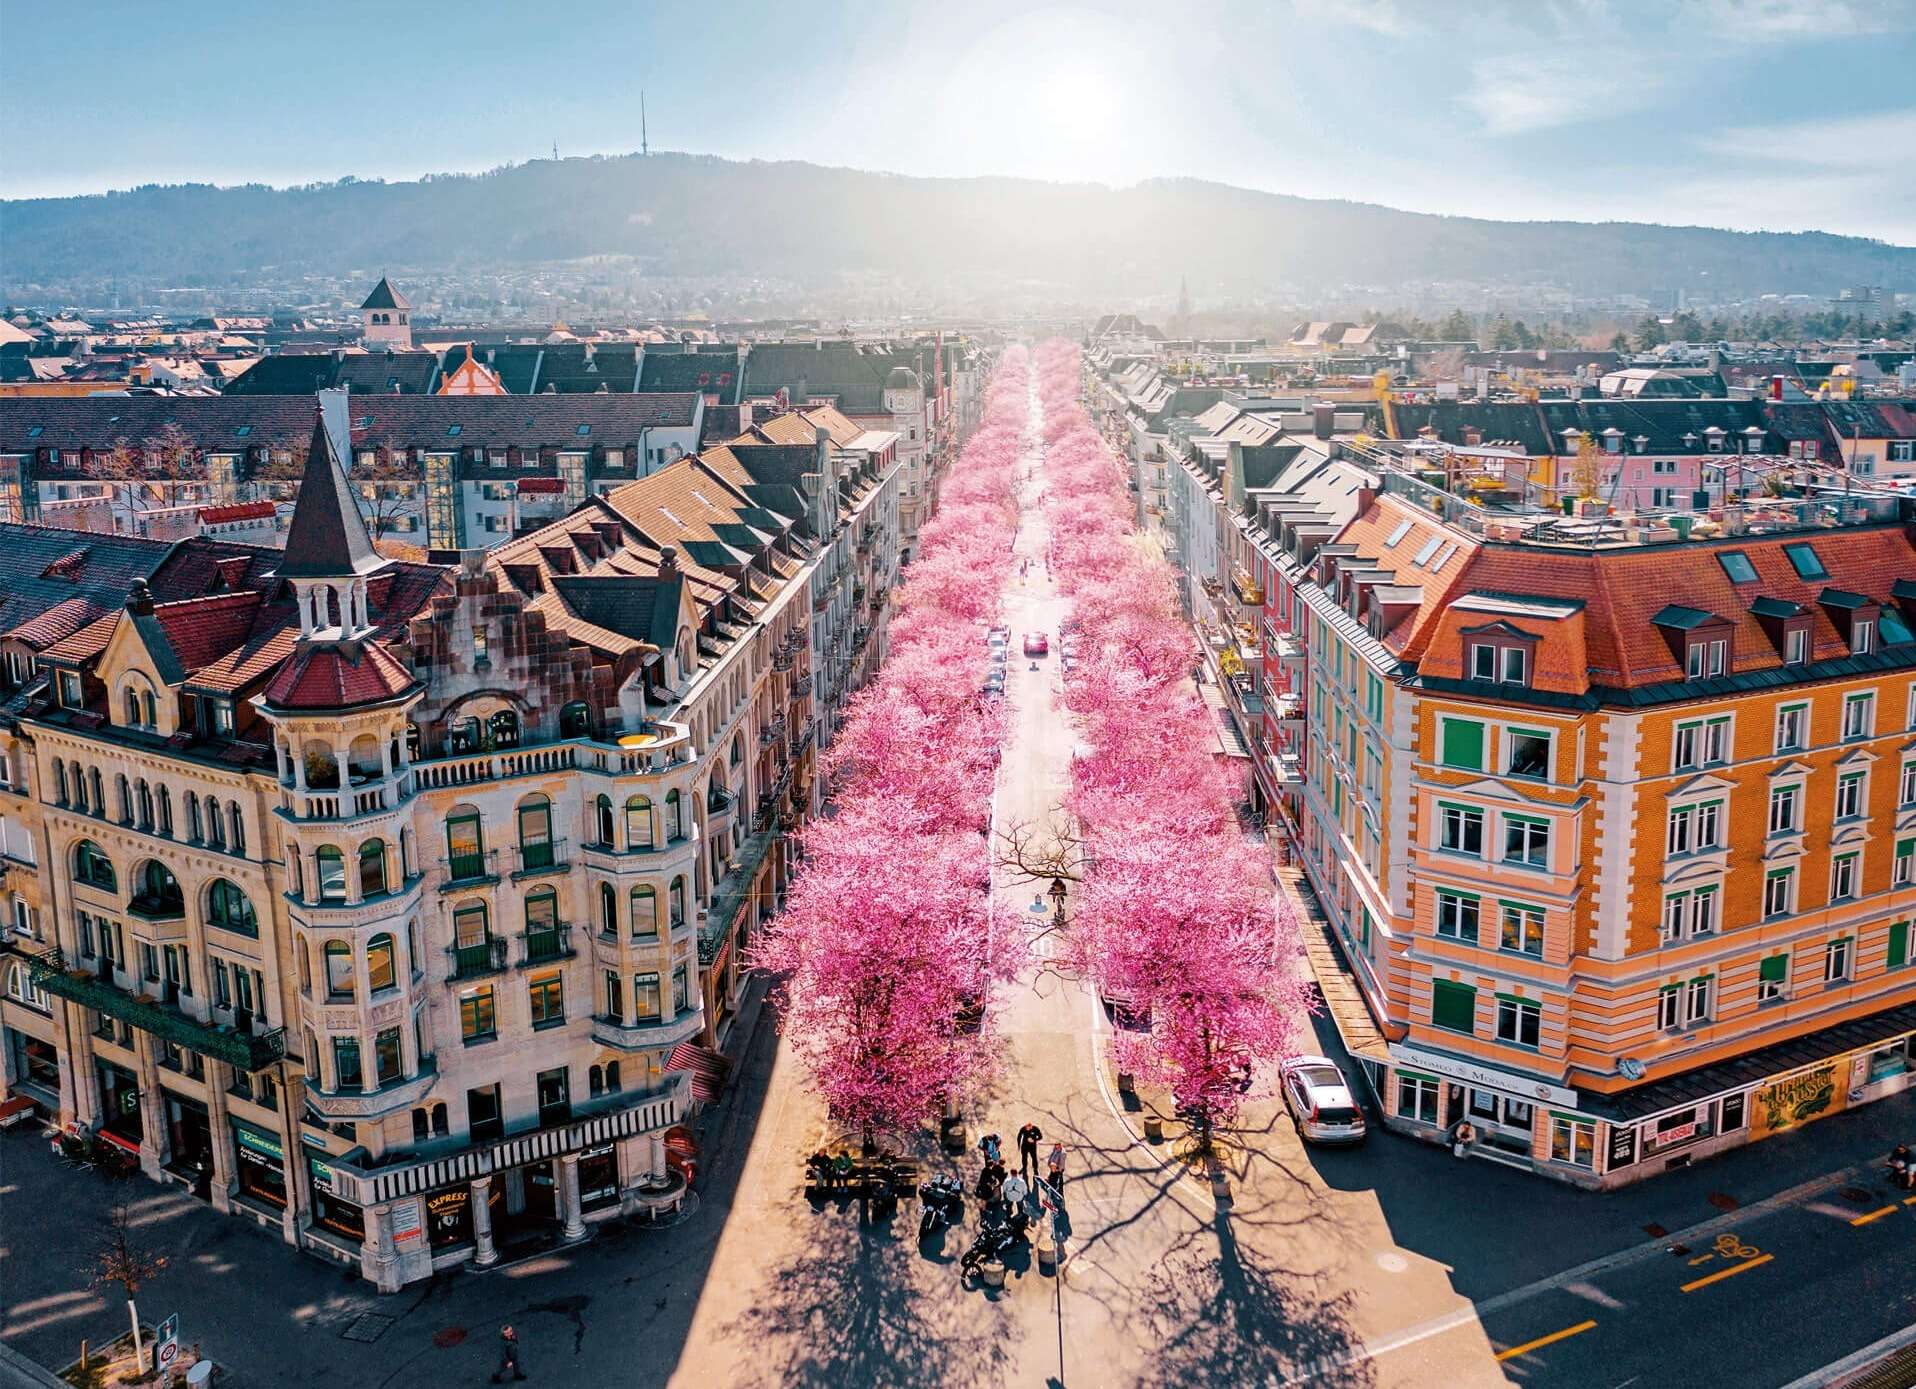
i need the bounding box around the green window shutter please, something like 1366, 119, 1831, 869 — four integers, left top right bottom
1431, 980, 1476, 1033
1441, 718, 1484, 770
1758, 954, 1788, 982
1890, 921, 1910, 970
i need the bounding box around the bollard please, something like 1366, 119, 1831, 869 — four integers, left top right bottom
981, 1259, 1006, 1289
1117, 1072, 1136, 1096
1143, 1114, 1163, 1142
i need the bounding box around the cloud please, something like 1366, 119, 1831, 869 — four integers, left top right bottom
1682, 0, 1915, 38
1284, 0, 1419, 38
1460, 53, 1658, 135
1702, 108, 1916, 167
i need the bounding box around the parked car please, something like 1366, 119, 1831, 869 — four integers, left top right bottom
1279, 1056, 1367, 1145
1023, 632, 1049, 657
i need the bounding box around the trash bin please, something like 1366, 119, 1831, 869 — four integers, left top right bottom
186, 1363, 214, 1388
981, 1259, 1006, 1289
1143, 1115, 1163, 1143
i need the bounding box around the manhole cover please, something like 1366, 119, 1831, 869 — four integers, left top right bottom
1643, 1222, 1667, 1238
433, 1327, 468, 1349
1707, 1192, 1739, 1211
342, 1313, 396, 1344
1840, 1185, 1876, 1206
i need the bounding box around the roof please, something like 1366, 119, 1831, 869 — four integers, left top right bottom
638, 347, 743, 403
261, 639, 417, 710
198, 502, 277, 524
0, 525, 173, 647
278, 412, 385, 579
548, 575, 684, 649
224, 350, 442, 396
360, 278, 411, 311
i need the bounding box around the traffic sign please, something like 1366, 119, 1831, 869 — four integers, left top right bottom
156, 1314, 180, 1368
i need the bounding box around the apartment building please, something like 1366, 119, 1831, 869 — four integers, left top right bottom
0, 398, 902, 1285
1287, 468, 1916, 1187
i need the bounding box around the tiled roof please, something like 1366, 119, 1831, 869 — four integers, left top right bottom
638, 347, 743, 403
183, 628, 299, 695
1, 594, 107, 649
152, 592, 266, 672
198, 502, 277, 523
40, 610, 120, 664
280, 412, 384, 578
262, 639, 417, 710
0, 523, 173, 643
360, 278, 410, 311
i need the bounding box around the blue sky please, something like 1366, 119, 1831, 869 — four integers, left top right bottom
2, 0, 1911, 242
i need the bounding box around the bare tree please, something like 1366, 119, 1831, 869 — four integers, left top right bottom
89, 1203, 167, 1376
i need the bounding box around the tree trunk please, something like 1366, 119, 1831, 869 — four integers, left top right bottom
127, 1297, 143, 1376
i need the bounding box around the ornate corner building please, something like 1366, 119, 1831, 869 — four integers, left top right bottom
0, 401, 905, 1287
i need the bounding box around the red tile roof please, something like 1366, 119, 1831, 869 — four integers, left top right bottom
516, 476, 566, 494
2, 595, 107, 650
262, 640, 417, 710
151, 593, 266, 673
198, 502, 277, 523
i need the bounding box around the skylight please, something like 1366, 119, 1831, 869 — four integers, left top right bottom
1384, 519, 1413, 548
1412, 535, 1443, 566
1429, 541, 1458, 570
447, 424, 462, 437
1717, 550, 1758, 584
576, 424, 592, 437
1783, 542, 1827, 580
234, 425, 251, 438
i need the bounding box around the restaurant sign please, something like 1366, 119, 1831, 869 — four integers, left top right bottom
1751, 1062, 1847, 1140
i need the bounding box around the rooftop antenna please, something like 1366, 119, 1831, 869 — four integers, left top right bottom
552, 140, 559, 161
642, 91, 649, 156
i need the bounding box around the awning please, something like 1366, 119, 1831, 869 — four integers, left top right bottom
667, 1041, 731, 1104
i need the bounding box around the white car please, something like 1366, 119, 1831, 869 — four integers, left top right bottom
1279, 1055, 1367, 1145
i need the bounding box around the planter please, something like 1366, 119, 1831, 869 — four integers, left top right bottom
1036, 1231, 1058, 1273
1143, 1114, 1163, 1143
1116, 1072, 1136, 1096
980, 1258, 1006, 1288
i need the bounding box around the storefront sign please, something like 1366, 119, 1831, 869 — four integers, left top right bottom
1752, 1062, 1846, 1140
427, 1186, 472, 1250
1389, 1043, 1578, 1109
308, 1156, 337, 1193
1606, 1123, 1638, 1171
233, 1124, 283, 1161
390, 1197, 423, 1245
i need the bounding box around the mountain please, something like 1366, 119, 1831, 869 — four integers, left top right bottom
3, 152, 1912, 301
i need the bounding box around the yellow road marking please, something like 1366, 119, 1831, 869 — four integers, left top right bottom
1495, 1320, 1599, 1362
1681, 1252, 1774, 1292
1851, 1205, 1898, 1226
1903, 1195, 1916, 1206
1687, 1253, 1716, 1266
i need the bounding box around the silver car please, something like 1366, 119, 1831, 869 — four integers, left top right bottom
1280, 1055, 1368, 1145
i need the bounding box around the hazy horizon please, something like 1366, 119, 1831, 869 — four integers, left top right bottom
2, 0, 1913, 243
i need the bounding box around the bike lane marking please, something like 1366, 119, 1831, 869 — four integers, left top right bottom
1493, 1319, 1597, 1363
1849, 1204, 1899, 1227
1680, 1252, 1773, 1292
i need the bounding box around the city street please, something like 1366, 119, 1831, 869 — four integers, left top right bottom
4, 392, 1915, 1388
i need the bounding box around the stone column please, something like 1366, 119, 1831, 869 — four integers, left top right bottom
559, 1153, 587, 1242
131, 1028, 165, 1177
470, 1177, 498, 1267
204, 1072, 235, 1212
365, 1203, 402, 1293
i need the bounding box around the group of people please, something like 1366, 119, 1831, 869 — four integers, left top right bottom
979, 1123, 1064, 1199
804, 1147, 860, 1192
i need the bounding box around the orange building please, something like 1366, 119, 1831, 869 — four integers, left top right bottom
1295, 471, 1916, 1185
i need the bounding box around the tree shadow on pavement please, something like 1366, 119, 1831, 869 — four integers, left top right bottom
717, 1221, 1016, 1389
1133, 1207, 1373, 1389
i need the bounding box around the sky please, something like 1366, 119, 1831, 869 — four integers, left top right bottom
2, 0, 1912, 243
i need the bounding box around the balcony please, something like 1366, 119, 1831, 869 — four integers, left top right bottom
439, 849, 501, 890
790, 673, 814, 699
591, 1009, 705, 1051
759, 715, 787, 749
706, 786, 734, 816
702, 827, 777, 965
279, 770, 414, 823
305, 1055, 440, 1122
28, 948, 287, 1071
127, 892, 186, 923
773, 651, 794, 672
518, 922, 575, 966
512, 838, 570, 880
447, 937, 509, 980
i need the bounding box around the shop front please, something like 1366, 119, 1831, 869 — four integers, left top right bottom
232, 1121, 288, 1209
579, 1143, 620, 1213
425, 1183, 473, 1253
307, 1154, 366, 1242
96, 1060, 142, 1148
5, 1027, 59, 1102
162, 1091, 214, 1194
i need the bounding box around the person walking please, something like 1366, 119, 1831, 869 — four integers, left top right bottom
1016, 1122, 1043, 1180
1046, 1141, 1066, 1190
492, 1325, 527, 1383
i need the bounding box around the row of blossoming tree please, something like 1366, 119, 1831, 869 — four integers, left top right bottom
1033, 338, 1309, 1151
752, 348, 1033, 1145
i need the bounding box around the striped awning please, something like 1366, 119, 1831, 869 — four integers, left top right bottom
667, 1041, 731, 1103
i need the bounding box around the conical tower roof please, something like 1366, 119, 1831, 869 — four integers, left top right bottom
279, 410, 384, 579
361, 277, 410, 310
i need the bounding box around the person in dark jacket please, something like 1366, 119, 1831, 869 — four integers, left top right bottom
1017, 1122, 1043, 1180
492, 1324, 527, 1382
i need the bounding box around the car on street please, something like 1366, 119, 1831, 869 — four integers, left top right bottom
1023, 632, 1049, 657
1279, 1055, 1368, 1145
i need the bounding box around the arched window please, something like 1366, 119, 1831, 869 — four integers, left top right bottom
142, 691, 156, 727
589, 1064, 605, 1097
625, 796, 653, 849
315, 845, 346, 901
184, 791, 201, 841
664, 789, 682, 840
445, 809, 483, 880
489, 709, 520, 748
123, 688, 141, 726
89, 767, 104, 814
668, 876, 686, 930
412, 1108, 430, 1142
406, 722, 422, 761
358, 840, 388, 897
297, 937, 312, 993
304, 1028, 320, 1082
115, 774, 131, 823
206, 879, 257, 937
559, 701, 591, 738
366, 934, 397, 993
631, 884, 658, 938
228, 802, 246, 855
72, 839, 116, 891
207, 799, 226, 850
524, 887, 557, 930
132, 861, 183, 917
599, 882, 617, 935
156, 786, 172, 836
604, 1060, 621, 1093
594, 795, 615, 847
323, 940, 354, 998
53, 758, 67, 806
135, 780, 152, 831
517, 796, 554, 870
449, 716, 480, 754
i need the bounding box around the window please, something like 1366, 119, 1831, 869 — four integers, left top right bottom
72, 839, 116, 891
599, 882, 618, 935
631, 884, 658, 938
324, 941, 354, 998
1501, 647, 1528, 686
367, 934, 396, 993
1902, 760, 1916, 808
1506, 729, 1550, 780
1764, 868, 1794, 918
1685, 976, 1712, 1024
1689, 887, 1718, 937
1784, 627, 1809, 666
669, 877, 686, 929
206, 879, 256, 936
537, 1067, 571, 1125
1888, 921, 1910, 972
1495, 996, 1541, 1048
1830, 853, 1858, 902
1439, 803, 1484, 856
1397, 1073, 1440, 1125
1824, 937, 1852, 983
1440, 719, 1483, 771
1896, 840, 1914, 888
333, 1037, 363, 1091
459, 985, 497, 1042
1783, 543, 1827, 580
1503, 815, 1550, 869
1667, 800, 1721, 856
529, 972, 564, 1028
1435, 890, 1479, 941
359, 840, 388, 897
1842, 693, 1874, 741
1717, 550, 1758, 584
1501, 902, 1545, 956
1853, 619, 1876, 655
446, 812, 484, 879
375, 1027, 403, 1086
1657, 986, 1682, 1030
1537, 1116, 1592, 1170
1662, 893, 1687, 944
1758, 953, 1789, 1002
518, 797, 553, 869
673, 963, 689, 1013
1686, 638, 1726, 680
594, 795, 615, 847
633, 971, 661, 1022
1768, 784, 1800, 835
468, 1084, 503, 1142
1430, 980, 1475, 1034
1836, 771, 1865, 820
664, 789, 683, 841
625, 796, 653, 848
1470, 644, 1495, 680
315, 845, 346, 901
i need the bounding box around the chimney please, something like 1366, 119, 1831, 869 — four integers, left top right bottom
1771, 374, 1784, 402
658, 545, 679, 580
126, 578, 155, 616
1313, 402, 1335, 439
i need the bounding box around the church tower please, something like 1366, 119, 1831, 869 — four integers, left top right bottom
361, 277, 412, 351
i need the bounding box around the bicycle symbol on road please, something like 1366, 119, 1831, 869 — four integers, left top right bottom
1713, 1233, 1760, 1260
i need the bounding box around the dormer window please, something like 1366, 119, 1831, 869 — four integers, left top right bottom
1784, 627, 1809, 666
1467, 638, 1531, 688
1854, 618, 1876, 655
1686, 638, 1726, 680
58, 671, 82, 707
